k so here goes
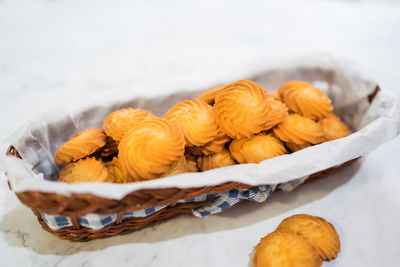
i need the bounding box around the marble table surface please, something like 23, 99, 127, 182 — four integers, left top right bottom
1, 0, 400, 266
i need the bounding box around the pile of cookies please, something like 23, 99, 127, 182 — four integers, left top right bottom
252, 214, 341, 267
54, 80, 351, 183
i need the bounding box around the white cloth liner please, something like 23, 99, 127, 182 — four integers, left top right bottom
3, 56, 400, 200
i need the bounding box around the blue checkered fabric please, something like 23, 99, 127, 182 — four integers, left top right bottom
191, 184, 277, 217
40, 178, 306, 230
41, 213, 72, 230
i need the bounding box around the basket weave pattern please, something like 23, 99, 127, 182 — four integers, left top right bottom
7, 145, 357, 242
31, 201, 213, 242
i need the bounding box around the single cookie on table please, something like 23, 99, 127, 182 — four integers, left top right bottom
105, 157, 136, 183
229, 133, 287, 164
197, 148, 236, 171
273, 113, 325, 145
320, 113, 351, 141
185, 152, 199, 172
263, 95, 289, 131
197, 85, 226, 105
286, 142, 311, 153
103, 108, 155, 142
253, 231, 323, 267
276, 214, 341, 261
214, 80, 270, 138
278, 81, 333, 120
164, 99, 219, 147
118, 117, 185, 180
54, 128, 106, 164
58, 157, 110, 183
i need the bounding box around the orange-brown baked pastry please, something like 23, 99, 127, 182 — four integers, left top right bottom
286, 142, 311, 153
164, 99, 219, 147
270, 90, 282, 101
197, 85, 226, 105
185, 130, 230, 156
103, 108, 155, 142
253, 231, 323, 267
263, 95, 289, 130
118, 117, 185, 180
214, 80, 270, 138
161, 156, 188, 177
54, 128, 106, 164
276, 214, 341, 261
197, 149, 235, 171
198, 130, 231, 155
320, 113, 351, 141
278, 81, 333, 120
229, 133, 287, 164
185, 152, 199, 172
273, 114, 325, 145
105, 157, 136, 183
58, 157, 110, 183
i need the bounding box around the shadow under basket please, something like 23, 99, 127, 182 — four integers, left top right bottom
4, 85, 380, 242
6, 146, 358, 242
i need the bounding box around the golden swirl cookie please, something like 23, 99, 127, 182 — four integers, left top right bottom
278, 81, 333, 120
229, 133, 287, 164
185, 130, 230, 156
105, 157, 137, 183
164, 99, 219, 147
161, 156, 188, 177
276, 214, 341, 261
199, 130, 231, 155
320, 113, 351, 141
185, 152, 199, 172
286, 142, 311, 153
54, 128, 106, 164
197, 149, 235, 171
118, 117, 185, 180
214, 80, 270, 138
273, 114, 325, 145
58, 157, 110, 183
263, 95, 289, 130
103, 108, 155, 142
197, 85, 226, 105
253, 231, 323, 267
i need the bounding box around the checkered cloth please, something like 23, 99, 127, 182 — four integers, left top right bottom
41, 177, 307, 230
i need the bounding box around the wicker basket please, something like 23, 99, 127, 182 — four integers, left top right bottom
4, 85, 380, 242
6, 146, 358, 242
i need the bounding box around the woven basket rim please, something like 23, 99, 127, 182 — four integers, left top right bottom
31, 200, 213, 242
8, 150, 358, 217
29, 159, 358, 242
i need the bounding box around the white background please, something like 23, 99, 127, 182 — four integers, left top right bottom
0, 0, 399, 266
